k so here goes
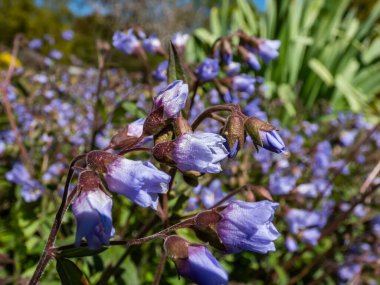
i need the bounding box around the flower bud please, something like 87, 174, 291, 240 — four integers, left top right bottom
143, 106, 167, 136
196, 58, 220, 82
244, 116, 285, 153
220, 39, 233, 65
112, 29, 141, 55
238, 46, 261, 70
164, 235, 189, 260
222, 115, 245, 158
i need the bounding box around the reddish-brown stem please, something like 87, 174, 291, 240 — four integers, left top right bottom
191, 104, 237, 130
28, 154, 86, 285
152, 250, 167, 285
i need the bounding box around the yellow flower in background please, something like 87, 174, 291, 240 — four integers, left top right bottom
0, 52, 22, 70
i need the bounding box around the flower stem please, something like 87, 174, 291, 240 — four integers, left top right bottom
28, 155, 85, 285
191, 104, 238, 130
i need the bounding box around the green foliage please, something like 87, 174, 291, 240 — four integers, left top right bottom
189, 0, 380, 121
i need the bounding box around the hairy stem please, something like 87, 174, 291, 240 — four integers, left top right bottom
191, 104, 237, 130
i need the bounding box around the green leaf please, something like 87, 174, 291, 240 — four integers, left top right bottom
335, 75, 367, 112
210, 7, 221, 36
57, 246, 108, 258
277, 84, 296, 117
56, 258, 90, 285
122, 102, 145, 118
308, 59, 334, 86
362, 38, 380, 64
193, 28, 216, 46
168, 41, 188, 83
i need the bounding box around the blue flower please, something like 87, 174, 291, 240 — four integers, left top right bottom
6, 163, 44, 202
72, 171, 114, 249
153, 60, 168, 82
104, 156, 170, 209
217, 200, 280, 254
232, 74, 255, 94
312, 141, 331, 177
225, 61, 241, 77
143, 34, 162, 54
28, 38, 42, 49
172, 133, 229, 173
196, 58, 220, 81
198, 180, 226, 208
153, 80, 188, 118
171, 32, 189, 49
285, 236, 298, 252
246, 52, 261, 70
259, 129, 286, 154
61, 30, 74, 41
49, 49, 63, 60
112, 30, 140, 55
256, 39, 280, 62
269, 171, 297, 195
338, 263, 361, 282
173, 242, 228, 285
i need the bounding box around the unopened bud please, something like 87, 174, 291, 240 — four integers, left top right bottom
86, 150, 119, 173
222, 115, 245, 158
164, 235, 189, 260
143, 106, 167, 136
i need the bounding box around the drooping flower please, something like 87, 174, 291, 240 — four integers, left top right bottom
196, 58, 220, 81
164, 236, 228, 285
269, 171, 297, 195
255, 39, 280, 62
216, 200, 280, 254
225, 61, 241, 77
86, 151, 170, 209
72, 170, 114, 249
152, 80, 188, 118
112, 30, 140, 55
154, 132, 228, 173
153, 60, 168, 82
312, 140, 331, 177
259, 129, 286, 154
285, 236, 298, 252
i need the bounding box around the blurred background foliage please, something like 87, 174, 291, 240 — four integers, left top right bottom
2, 0, 380, 122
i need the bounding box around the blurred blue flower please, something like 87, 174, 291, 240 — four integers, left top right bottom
232, 74, 255, 94
285, 236, 298, 252
49, 49, 63, 60
196, 179, 226, 209
61, 30, 74, 41
6, 163, 44, 202
338, 263, 361, 282
105, 157, 170, 209
153, 60, 168, 82
225, 61, 241, 77
28, 38, 42, 49
246, 52, 261, 70
312, 141, 331, 177
269, 170, 297, 195
340, 130, 358, 147
171, 32, 189, 49
143, 34, 162, 54
112, 30, 140, 55
256, 39, 280, 62
42, 162, 65, 184
302, 121, 319, 137
172, 132, 228, 173
72, 182, 114, 249
196, 58, 220, 81
218, 200, 280, 254
153, 80, 188, 118
176, 245, 228, 285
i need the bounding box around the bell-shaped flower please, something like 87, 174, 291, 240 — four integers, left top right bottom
164, 236, 228, 285
143, 34, 163, 54
87, 151, 170, 209
72, 170, 114, 249
196, 58, 220, 81
152, 80, 188, 118
154, 132, 228, 173
217, 200, 280, 254
246, 52, 261, 70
